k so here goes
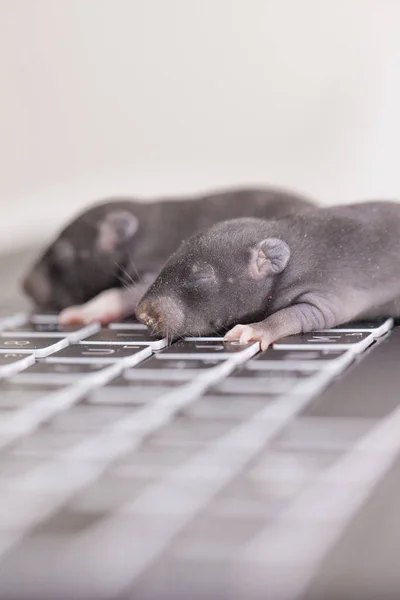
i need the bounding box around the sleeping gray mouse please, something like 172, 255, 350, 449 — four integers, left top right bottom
135, 201, 400, 349
22, 186, 315, 323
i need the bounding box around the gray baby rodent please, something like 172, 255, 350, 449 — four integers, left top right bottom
22, 186, 315, 321
137, 201, 400, 348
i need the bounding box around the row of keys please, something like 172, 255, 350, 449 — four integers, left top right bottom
0, 319, 392, 398
0, 321, 391, 383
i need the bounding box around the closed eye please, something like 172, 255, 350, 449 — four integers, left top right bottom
185, 273, 218, 288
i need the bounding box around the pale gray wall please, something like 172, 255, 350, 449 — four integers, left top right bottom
1, 0, 400, 251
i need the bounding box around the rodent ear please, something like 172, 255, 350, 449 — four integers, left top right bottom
96, 211, 139, 253
52, 239, 76, 263
250, 237, 290, 279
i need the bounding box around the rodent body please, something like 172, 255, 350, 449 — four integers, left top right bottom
22, 186, 315, 323
136, 201, 400, 348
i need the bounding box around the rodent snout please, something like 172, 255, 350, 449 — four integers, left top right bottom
22, 269, 51, 306
137, 295, 185, 335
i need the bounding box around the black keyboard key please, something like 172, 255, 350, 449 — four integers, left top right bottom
209, 368, 317, 395
9, 362, 108, 384
0, 383, 64, 410
0, 313, 27, 330
108, 321, 146, 330
0, 337, 69, 357
157, 340, 255, 359
150, 417, 237, 447
1, 322, 99, 342
273, 331, 374, 352
274, 416, 377, 451
10, 430, 87, 457
321, 317, 393, 335
70, 473, 154, 513
250, 348, 353, 371
185, 394, 272, 420
29, 313, 60, 324
124, 357, 223, 381
48, 405, 135, 432
0, 353, 35, 376
111, 444, 200, 477
232, 368, 318, 380
86, 378, 180, 405
82, 328, 167, 349
45, 343, 151, 364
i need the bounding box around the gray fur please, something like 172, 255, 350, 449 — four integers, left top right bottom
22, 186, 315, 311
137, 201, 400, 345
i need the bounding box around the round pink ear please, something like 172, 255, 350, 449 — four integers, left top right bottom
250, 237, 290, 279
96, 211, 139, 253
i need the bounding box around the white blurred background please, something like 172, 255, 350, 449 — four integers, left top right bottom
1, 0, 400, 251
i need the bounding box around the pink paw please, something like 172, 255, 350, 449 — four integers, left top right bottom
224, 324, 271, 351
59, 289, 124, 325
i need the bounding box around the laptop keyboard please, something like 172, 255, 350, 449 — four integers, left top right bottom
0, 312, 396, 600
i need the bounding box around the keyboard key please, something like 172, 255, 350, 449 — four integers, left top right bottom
275, 416, 377, 451
0, 455, 41, 481
249, 348, 354, 371
112, 444, 200, 478
34, 507, 106, 535
185, 395, 271, 420
123, 357, 224, 381
1, 322, 99, 342
0, 384, 63, 410
150, 417, 237, 447
10, 430, 87, 457
157, 340, 255, 359
0, 337, 69, 358
45, 343, 151, 364
70, 473, 154, 513
249, 449, 338, 489
29, 313, 60, 324
0, 313, 27, 330
86, 378, 180, 405
321, 317, 393, 336
232, 368, 315, 380
48, 405, 135, 431
0, 353, 35, 377
211, 368, 315, 395
82, 328, 167, 349
273, 331, 374, 352
169, 514, 263, 561
108, 321, 147, 330
8, 361, 108, 384
211, 477, 289, 520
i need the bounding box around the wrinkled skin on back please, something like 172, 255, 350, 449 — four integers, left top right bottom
137, 202, 400, 348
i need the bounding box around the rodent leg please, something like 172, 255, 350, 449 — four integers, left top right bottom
223, 300, 342, 351
59, 280, 154, 325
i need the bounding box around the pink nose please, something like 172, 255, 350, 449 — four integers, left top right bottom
137, 296, 185, 333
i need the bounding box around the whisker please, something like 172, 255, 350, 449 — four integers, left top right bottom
114, 262, 136, 288
127, 250, 142, 284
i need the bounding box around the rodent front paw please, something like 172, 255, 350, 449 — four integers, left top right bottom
224, 324, 271, 350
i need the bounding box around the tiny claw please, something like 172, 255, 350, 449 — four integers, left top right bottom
224, 323, 271, 350
239, 329, 253, 344
59, 306, 85, 325
224, 324, 246, 342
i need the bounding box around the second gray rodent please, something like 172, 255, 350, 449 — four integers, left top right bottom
22, 186, 315, 322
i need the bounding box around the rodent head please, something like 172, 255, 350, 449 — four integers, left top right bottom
137, 218, 290, 337
22, 208, 139, 311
